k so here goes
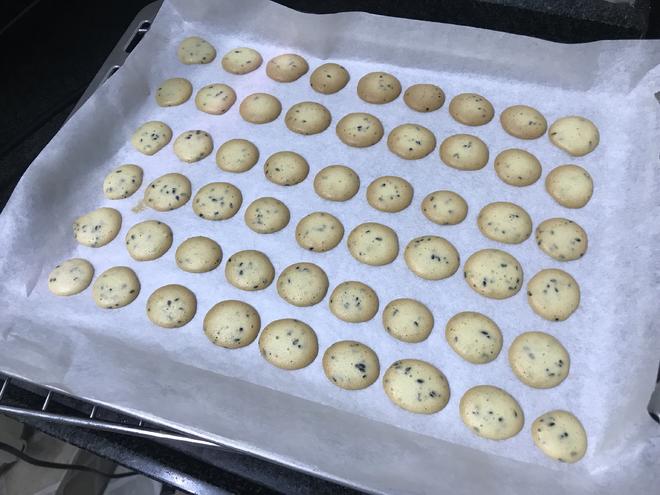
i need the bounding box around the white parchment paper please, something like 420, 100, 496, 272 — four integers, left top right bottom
0, 0, 659, 493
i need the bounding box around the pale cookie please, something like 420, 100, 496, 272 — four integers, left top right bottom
73, 207, 121, 248
155, 78, 192, 107
203, 300, 260, 349
387, 124, 436, 160
323, 341, 380, 390
195, 83, 236, 115
404, 236, 460, 280
421, 190, 468, 226
244, 197, 290, 234
532, 410, 587, 463
335, 112, 384, 148
225, 250, 275, 291
192, 182, 242, 221
277, 262, 329, 307
366, 176, 413, 213
146, 284, 197, 328
266, 53, 309, 82
509, 331, 570, 389
403, 84, 445, 112
357, 72, 401, 104
215, 139, 259, 173
131, 121, 172, 155
383, 359, 450, 414
549, 116, 599, 157
500, 105, 547, 139
494, 149, 542, 187
92, 266, 139, 309
221, 47, 262, 75
545, 165, 593, 209
440, 134, 489, 171
535, 218, 588, 261
175, 236, 222, 273
144, 173, 191, 212
264, 151, 309, 186
259, 319, 318, 370
239, 93, 282, 124
459, 385, 524, 440
527, 269, 580, 321
173, 130, 213, 163
284, 101, 331, 135
329, 281, 379, 323
177, 36, 216, 64
448, 93, 494, 126
463, 249, 523, 299
445, 311, 503, 364
310, 63, 350, 94
382, 298, 434, 343
313, 165, 360, 202
347, 222, 399, 266
125, 220, 173, 261
103, 164, 143, 200
48, 258, 94, 296
477, 202, 532, 244
295, 212, 344, 252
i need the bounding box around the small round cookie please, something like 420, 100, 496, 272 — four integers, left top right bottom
445, 311, 502, 364
221, 47, 262, 75
195, 83, 236, 115
173, 130, 213, 163
403, 84, 445, 112
532, 410, 587, 463
347, 222, 399, 266
225, 250, 275, 291
313, 165, 360, 202
130, 121, 172, 155
500, 105, 547, 139
440, 134, 489, 171
335, 112, 384, 148
549, 116, 600, 157
92, 266, 140, 309
404, 236, 460, 280
264, 151, 309, 186
175, 236, 222, 273
239, 93, 282, 124
144, 173, 191, 212
536, 218, 588, 261
310, 63, 350, 94
463, 249, 523, 299
527, 269, 580, 322
155, 78, 192, 107
448, 93, 494, 126
323, 341, 380, 390
366, 176, 413, 213
203, 300, 260, 349
277, 262, 329, 307
329, 281, 379, 323
177, 36, 216, 64
192, 182, 242, 221
382, 298, 434, 343
266, 53, 309, 82
73, 207, 121, 248
215, 139, 259, 173
387, 124, 436, 160
477, 202, 532, 244
146, 284, 197, 328
259, 319, 318, 370
383, 359, 450, 414
494, 149, 542, 187
545, 165, 593, 209
421, 191, 468, 226
125, 220, 173, 261
284, 101, 332, 135
295, 212, 344, 252
103, 164, 143, 200
509, 331, 570, 389
244, 197, 290, 234
357, 72, 401, 104
48, 258, 94, 296
459, 385, 524, 440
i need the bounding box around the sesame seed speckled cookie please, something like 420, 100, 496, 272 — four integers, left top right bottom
323, 341, 380, 390
73, 207, 122, 248
195, 83, 236, 115
347, 222, 399, 266
500, 105, 547, 139
508, 331, 570, 388
549, 116, 599, 157
276, 262, 329, 307
103, 164, 143, 200
404, 236, 460, 280
92, 266, 140, 309
221, 47, 262, 75
239, 93, 282, 124
175, 236, 222, 273
125, 220, 173, 261
177, 36, 216, 64
421, 191, 468, 226
143, 173, 191, 212
459, 385, 524, 440
463, 249, 523, 299
173, 130, 213, 163
494, 149, 542, 187
48, 258, 94, 296
445, 311, 503, 364
357, 72, 401, 104
244, 197, 290, 234
204, 300, 261, 349
146, 284, 197, 328
310, 63, 350, 94
259, 319, 318, 370
295, 212, 344, 252
335, 112, 384, 148
527, 269, 580, 321
155, 78, 192, 107
383, 359, 450, 414
130, 121, 172, 156
366, 176, 413, 213
535, 218, 588, 261
545, 165, 593, 209
329, 281, 379, 323
387, 124, 436, 160
448, 93, 494, 126
403, 84, 445, 112
225, 250, 275, 291
382, 298, 434, 343
440, 134, 489, 171
264, 151, 309, 186
266, 53, 309, 82
476, 202, 532, 244
215, 139, 259, 173
314, 165, 360, 202
531, 410, 587, 463
284, 101, 331, 135
192, 182, 242, 221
